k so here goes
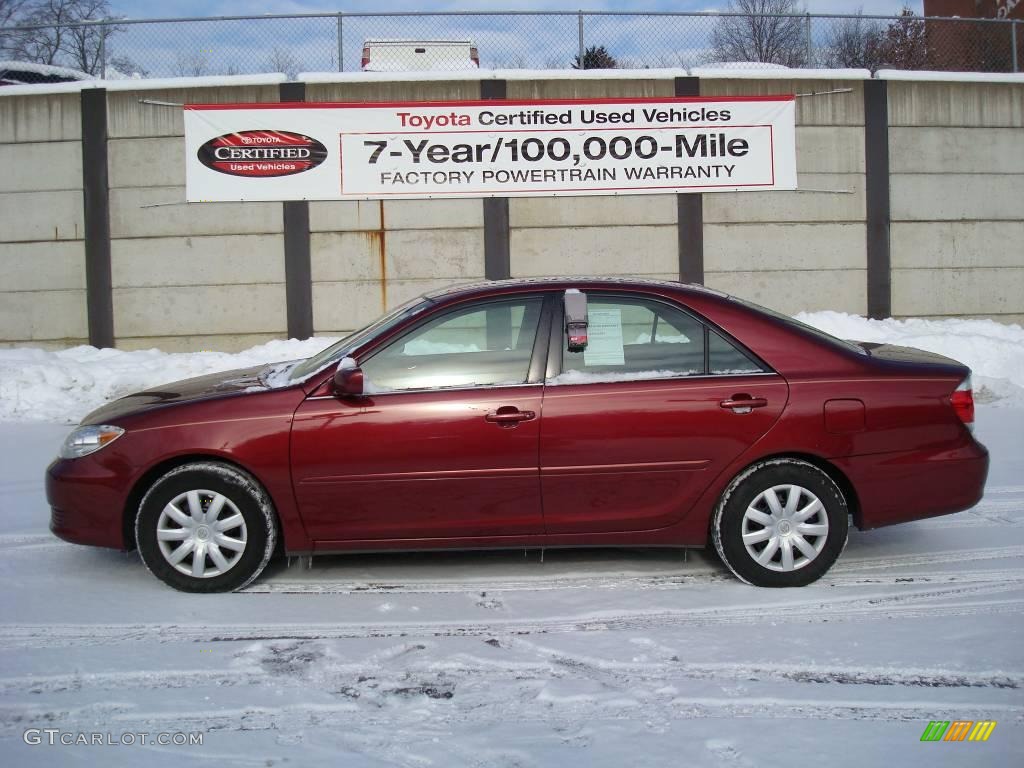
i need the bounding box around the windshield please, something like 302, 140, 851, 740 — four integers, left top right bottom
287, 296, 434, 382
730, 296, 867, 356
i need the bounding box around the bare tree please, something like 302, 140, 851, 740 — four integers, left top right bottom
174, 50, 209, 77
708, 0, 808, 67
7, 0, 120, 75
265, 46, 299, 79
820, 10, 886, 70
0, 0, 31, 57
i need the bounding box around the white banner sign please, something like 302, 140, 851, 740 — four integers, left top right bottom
184, 96, 796, 201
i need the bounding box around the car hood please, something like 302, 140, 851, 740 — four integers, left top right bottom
80, 363, 291, 425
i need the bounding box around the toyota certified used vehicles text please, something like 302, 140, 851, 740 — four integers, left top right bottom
47, 278, 988, 592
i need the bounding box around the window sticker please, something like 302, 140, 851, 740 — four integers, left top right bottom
583, 308, 626, 366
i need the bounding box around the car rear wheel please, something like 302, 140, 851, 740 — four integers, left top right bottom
135, 462, 277, 592
712, 459, 848, 587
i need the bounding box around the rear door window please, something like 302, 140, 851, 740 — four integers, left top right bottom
549, 294, 767, 384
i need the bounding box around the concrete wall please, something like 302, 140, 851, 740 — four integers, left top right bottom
700, 77, 868, 316
506, 78, 680, 284
305, 80, 485, 337
106, 83, 286, 351
888, 80, 1024, 323
0, 72, 1021, 351
0, 92, 87, 348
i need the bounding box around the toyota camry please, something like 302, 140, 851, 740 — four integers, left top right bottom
47, 278, 988, 591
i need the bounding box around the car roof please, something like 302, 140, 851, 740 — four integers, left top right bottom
424, 276, 730, 302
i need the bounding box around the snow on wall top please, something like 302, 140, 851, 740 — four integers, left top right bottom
875, 69, 1024, 84
693, 66, 872, 80
0, 72, 288, 97
1, 68, 1018, 99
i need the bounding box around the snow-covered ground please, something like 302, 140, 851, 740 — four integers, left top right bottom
0, 409, 1021, 765
2, 312, 1023, 423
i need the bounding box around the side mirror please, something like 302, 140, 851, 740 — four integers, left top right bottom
332, 364, 364, 396
564, 289, 588, 352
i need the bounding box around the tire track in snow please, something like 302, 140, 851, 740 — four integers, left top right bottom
9, 656, 1015, 701
3, 690, 1022, 738
1, 580, 1022, 650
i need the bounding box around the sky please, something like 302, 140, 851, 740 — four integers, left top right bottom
104, 1, 925, 21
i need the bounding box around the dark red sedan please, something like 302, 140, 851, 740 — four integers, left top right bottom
47, 278, 988, 591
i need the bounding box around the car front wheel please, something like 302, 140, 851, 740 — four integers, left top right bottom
712, 458, 849, 587
135, 462, 277, 592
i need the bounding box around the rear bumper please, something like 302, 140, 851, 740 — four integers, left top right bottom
46, 458, 129, 550
836, 439, 989, 530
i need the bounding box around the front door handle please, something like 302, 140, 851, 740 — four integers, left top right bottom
720, 396, 768, 414
485, 407, 536, 427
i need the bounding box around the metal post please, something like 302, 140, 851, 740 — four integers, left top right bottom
805, 13, 812, 67
99, 20, 107, 79
342, 12, 350, 72
578, 10, 584, 69
1013, 21, 1019, 74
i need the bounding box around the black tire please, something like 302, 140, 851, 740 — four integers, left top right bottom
712, 458, 848, 587
135, 462, 277, 592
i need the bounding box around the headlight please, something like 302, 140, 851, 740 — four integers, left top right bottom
59, 425, 125, 459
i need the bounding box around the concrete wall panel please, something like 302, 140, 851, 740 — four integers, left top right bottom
0, 93, 81, 143
510, 194, 677, 229
891, 174, 1023, 222
889, 127, 1024, 174
108, 137, 185, 189
511, 225, 677, 277
0, 190, 84, 242
116, 333, 284, 353
112, 234, 285, 287
385, 229, 485, 279
0, 290, 87, 341
106, 86, 282, 139
309, 201, 382, 233
892, 222, 1024, 269
893, 268, 1024, 317
706, 269, 867, 315
703, 173, 865, 223
110, 187, 282, 238
0, 240, 85, 292
384, 199, 484, 230
312, 232, 384, 282
705, 223, 866, 272
887, 82, 1024, 128
0, 141, 82, 193
113, 284, 286, 337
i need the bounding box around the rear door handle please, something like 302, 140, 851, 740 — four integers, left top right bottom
720, 397, 768, 414
485, 407, 536, 427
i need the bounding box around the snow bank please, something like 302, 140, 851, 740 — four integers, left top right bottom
0, 337, 338, 424
1, 313, 1022, 424
797, 312, 1024, 404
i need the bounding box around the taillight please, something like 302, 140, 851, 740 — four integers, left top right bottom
951, 376, 975, 432
361, 46, 370, 69
470, 46, 479, 67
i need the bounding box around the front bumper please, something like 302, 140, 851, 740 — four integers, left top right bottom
46, 457, 131, 550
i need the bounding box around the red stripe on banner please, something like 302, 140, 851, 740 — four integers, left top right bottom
184, 95, 796, 110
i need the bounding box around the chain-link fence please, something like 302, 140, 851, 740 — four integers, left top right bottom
1, 11, 1020, 82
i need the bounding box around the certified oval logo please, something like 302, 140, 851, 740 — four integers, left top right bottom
197, 130, 328, 177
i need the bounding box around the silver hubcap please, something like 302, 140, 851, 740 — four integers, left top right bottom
741, 484, 829, 572
156, 489, 247, 579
